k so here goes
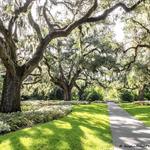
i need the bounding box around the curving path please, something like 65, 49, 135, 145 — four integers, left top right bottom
107, 102, 150, 150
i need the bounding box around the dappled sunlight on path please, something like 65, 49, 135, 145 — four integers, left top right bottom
108, 102, 150, 150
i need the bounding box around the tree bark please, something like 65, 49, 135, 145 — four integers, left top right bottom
0, 71, 22, 113
63, 86, 72, 101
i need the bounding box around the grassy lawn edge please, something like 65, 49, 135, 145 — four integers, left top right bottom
0, 104, 113, 150
120, 103, 150, 127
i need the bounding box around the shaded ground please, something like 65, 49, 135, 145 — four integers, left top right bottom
120, 103, 150, 126
108, 102, 150, 150
0, 104, 112, 150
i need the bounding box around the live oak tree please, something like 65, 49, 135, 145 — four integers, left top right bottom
44, 30, 99, 101
44, 26, 123, 101
44, 22, 125, 101
124, 0, 150, 49
119, 30, 150, 100
117, 3, 150, 100
128, 3, 150, 100
131, 63, 149, 100
92, 6, 150, 100
114, 45, 150, 101
0, 0, 144, 112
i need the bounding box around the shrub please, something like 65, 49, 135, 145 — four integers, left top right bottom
120, 90, 134, 102
72, 88, 78, 100
48, 87, 64, 100
54, 87, 64, 100
21, 95, 31, 100
132, 93, 138, 101
80, 92, 88, 101
0, 121, 11, 134
0, 105, 72, 134
86, 90, 103, 102
31, 88, 39, 99
22, 100, 90, 108
24, 88, 47, 100
144, 90, 150, 100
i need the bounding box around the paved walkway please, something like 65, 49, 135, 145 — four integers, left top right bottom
107, 102, 150, 150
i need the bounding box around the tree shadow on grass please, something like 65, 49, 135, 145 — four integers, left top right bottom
0, 104, 112, 150
122, 105, 150, 126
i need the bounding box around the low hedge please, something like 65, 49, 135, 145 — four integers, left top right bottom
0, 105, 72, 134
133, 101, 150, 105
21, 100, 90, 111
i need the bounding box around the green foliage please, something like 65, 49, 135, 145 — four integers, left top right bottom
105, 88, 119, 101
31, 88, 43, 100
23, 88, 47, 100
133, 101, 150, 106
0, 104, 112, 150
0, 121, 10, 134
145, 92, 150, 100
48, 87, 64, 100
119, 90, 134, 102
87, 91, 103, 101
120, 103, 150, 126
85, 87, 104, 101
0, 105, 72, 134
22, 84, 64, 100
22, 100, 90, 109
71, 88, 78, 100
132, 93, 139, 101
75, 86, 104, 101
22, 82, 52, 100
144, 87, 150, 100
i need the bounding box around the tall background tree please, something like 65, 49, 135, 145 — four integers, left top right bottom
0, 0, 144, 112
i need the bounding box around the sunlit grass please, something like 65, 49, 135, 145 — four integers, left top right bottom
0, 104, 112, 150
120, 103, 150, 126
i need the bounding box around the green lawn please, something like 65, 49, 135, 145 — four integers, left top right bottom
120, 103, 150, 126
0, 104, 112, 150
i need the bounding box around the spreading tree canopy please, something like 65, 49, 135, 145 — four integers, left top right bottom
0, 0, 145, 112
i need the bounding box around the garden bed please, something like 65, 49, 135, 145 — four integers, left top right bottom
21, 100, 105, 109
0, 105, 72, 134
0, 104, 112, 150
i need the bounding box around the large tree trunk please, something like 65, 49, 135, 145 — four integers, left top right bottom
0, 71, 22, 113
63, 86, 72, 101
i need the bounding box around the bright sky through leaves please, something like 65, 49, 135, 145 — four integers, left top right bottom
114, 20, 125, 43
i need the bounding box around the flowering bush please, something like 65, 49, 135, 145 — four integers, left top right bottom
0, 105, 72, 134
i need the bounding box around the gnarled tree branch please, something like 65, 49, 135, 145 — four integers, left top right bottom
8, 0, 35, 33
28, 12, 43, 41
24, 0, 144, 78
